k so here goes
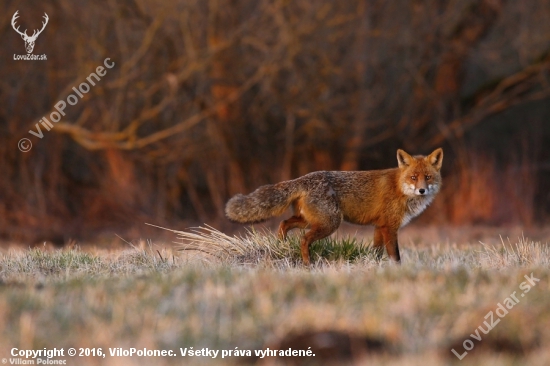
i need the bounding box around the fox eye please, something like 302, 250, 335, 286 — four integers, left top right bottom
411, 176, 416, 181
425, 175, 431, 180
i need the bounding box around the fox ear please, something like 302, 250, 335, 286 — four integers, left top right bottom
397, 149, 413, 168
427, 148, 443, 170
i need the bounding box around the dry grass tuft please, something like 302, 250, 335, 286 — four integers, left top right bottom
479, 235, 550, 268
149, 224, 379, 268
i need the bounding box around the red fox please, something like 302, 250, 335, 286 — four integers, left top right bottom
225, 148, 443, 265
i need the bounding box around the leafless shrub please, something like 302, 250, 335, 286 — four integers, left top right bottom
1, 0, 549, 240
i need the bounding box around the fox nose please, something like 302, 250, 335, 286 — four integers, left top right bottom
419, 189, 426, 195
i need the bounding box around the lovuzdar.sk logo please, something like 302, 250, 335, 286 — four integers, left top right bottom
12, 10, 48, 60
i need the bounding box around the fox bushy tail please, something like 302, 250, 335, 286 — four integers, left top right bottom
225, 182, 299, 223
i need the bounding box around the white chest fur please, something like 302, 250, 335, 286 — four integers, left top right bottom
401, 195, 434, 227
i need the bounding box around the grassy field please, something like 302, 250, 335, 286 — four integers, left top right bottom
0, 227, 549, 365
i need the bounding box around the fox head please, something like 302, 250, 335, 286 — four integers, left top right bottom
397, 148, 443, 197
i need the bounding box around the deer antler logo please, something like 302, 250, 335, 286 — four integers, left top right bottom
11, 11, 49, 54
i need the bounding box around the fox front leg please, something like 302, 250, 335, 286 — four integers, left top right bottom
378, 227, 401, 263
373, 227, 386, 260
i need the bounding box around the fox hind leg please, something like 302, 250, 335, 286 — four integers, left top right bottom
278, 216, 308, 240
278, 214, 338, 265
300, 223, 339, 266
298, 204, 341, 266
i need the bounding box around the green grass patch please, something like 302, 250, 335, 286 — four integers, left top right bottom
284, 232, 377, 263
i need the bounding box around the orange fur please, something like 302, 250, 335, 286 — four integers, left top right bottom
226, 148, 443, 265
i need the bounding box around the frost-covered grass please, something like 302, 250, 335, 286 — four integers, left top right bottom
0, 229, 549, 365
